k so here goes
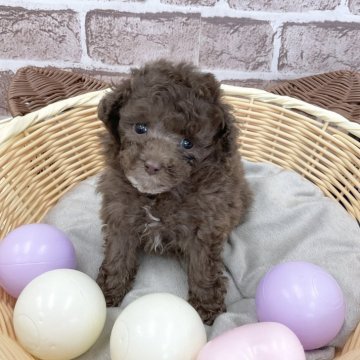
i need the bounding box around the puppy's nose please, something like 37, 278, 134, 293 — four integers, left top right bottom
145, 160, 161, 175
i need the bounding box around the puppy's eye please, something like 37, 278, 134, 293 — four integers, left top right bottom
135, 123, 148, 134
180, 138, 193, 150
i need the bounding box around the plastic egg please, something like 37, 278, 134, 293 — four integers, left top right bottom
14, 269, 106, 360
256, 261, 345, 350
0, 223, 76, 297
110, 293, 207, 360
197, 322, 305, 360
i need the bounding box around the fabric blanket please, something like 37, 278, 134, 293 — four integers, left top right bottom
44, 160, 360, 360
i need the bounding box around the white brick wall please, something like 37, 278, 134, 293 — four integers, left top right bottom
0, 0, 359, 114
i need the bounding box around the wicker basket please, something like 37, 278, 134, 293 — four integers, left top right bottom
7, 67, 360, 127
7, 66, 109, 117
268, 70, 360, 124
0, 85, 359, 359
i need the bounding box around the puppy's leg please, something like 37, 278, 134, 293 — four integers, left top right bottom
186, 239, 228, 325
97, 226, 138, 307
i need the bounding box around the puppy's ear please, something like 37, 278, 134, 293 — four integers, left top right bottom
215, 105, 239, 156
98, 80, 132, 143
188, 72, 221, 103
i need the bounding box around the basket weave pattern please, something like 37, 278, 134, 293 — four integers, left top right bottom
224, 93, 360, 220
268, 70, 360, 124
7, 67, 109, 117
0, 86, 359, 359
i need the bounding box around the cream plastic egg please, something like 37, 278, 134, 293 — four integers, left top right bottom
110, 293, 207, 360
14, 269, 106, 360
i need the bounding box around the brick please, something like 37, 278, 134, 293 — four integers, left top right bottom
228, 0, 340, 11
0, 71, 14, 116
349, 0, 360, 14
161, 0, 217, 6
222, 79, 282, 90
86, 11, 201, 66
0, 7, 81, 62
279, 22, 360, 74
199, 18, 273, 71
69, 68, 129, 86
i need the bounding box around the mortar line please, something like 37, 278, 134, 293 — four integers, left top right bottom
270, 20, 284, 75
0, 0, 360, 23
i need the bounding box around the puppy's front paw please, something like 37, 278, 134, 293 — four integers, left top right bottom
189, 296, 226, 325
96, 267, 107, 289
96, 268, 125, 307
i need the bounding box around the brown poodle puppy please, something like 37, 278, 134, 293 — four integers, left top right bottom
96, 60, 252, 324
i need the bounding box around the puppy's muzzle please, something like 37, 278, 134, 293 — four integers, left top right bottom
145, 160, 162, 175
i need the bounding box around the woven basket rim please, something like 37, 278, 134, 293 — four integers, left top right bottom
222, 85, 360, 136
1, 85, 360, 146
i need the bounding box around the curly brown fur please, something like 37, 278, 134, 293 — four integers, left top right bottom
96, 60, 252, 324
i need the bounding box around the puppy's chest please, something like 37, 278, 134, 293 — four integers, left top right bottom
141, 205, 162, 249
139, 204, 179, 253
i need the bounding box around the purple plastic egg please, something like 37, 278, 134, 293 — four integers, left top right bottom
0, 223, 76, 298
256, 261, 345, 350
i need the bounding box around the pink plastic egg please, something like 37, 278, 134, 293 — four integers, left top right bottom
197, 322, 305, 360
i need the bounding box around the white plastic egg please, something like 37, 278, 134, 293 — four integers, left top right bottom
14, 269, 106, 360
110, 293, 207, 360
